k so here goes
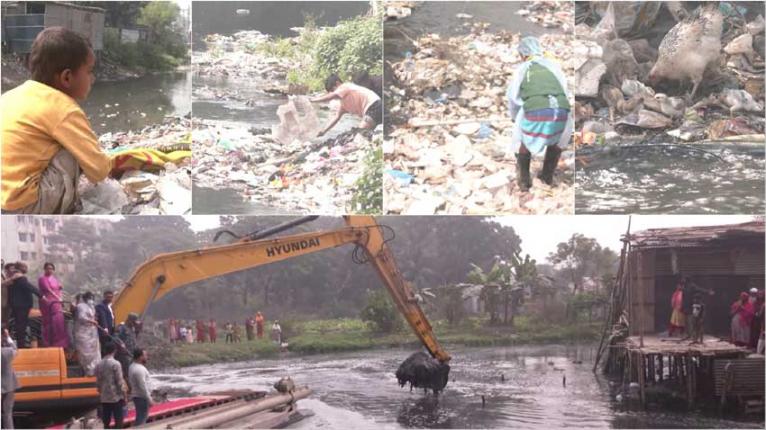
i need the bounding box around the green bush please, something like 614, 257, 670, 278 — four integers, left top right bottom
254, 37, 296, 58
101, 2, 187, 72
360, 290, 402, 333
257, 14, 381, 91
350, 145, 382, 214
313, 16, 382, 82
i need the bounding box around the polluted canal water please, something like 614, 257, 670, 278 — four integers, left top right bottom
151, 345, 762, 429
82, 71, 192, 135
576, 142, 765, 214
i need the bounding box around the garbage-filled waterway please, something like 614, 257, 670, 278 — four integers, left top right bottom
191, 3, 381, 215
153, 344, 762, 429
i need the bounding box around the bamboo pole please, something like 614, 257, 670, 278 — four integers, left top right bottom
594, 217, 631, 372
637, 251, 645, 348
686, 354, 695, 408
638, 352, 646, 408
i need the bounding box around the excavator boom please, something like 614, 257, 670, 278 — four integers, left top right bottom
113, 216, 449, 362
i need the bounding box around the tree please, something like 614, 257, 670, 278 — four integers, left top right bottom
86, 2, 148, 27
548, 234, 618, 321
548, 234, 618, 294
138, 1, 180, 40
360, 290, 401, 333
467, 260, 511, 325
437, 284, 466, 326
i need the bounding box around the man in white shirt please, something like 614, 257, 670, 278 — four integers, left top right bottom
128, 348, 153, 426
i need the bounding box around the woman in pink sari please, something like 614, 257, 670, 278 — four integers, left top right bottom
731, 292, 754, 346
38, 262, 70, 348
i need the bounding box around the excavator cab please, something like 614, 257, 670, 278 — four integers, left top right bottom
7, 308, 99, 426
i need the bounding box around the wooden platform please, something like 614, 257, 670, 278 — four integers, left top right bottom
613, 335, 754, 408
622, 335, 748, 356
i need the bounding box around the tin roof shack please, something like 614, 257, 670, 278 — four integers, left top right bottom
2, 2, 104, 53
626, 221, 764, 338
601, 221, 764, 413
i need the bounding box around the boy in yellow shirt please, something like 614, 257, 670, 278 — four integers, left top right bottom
1, 27, 113, 214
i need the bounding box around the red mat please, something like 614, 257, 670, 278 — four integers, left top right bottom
48, 396, 231, 428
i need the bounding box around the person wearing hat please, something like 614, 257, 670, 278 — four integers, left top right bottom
116, 313, 140, 382
506, 36, 572, 193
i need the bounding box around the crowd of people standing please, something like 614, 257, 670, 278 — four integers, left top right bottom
164, 311, 279, 345
668, 277, 765, 352
1, 260, 154, 429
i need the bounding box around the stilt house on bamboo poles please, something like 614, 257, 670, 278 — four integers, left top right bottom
595, 220, 764, 413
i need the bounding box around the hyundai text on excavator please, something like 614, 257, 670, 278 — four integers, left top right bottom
9, 216, 451, 426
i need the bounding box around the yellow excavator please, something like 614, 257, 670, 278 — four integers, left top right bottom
10, 216, 451, 424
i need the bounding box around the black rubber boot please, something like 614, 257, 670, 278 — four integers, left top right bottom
537, 145, 562, 186
516, 152, 532, 192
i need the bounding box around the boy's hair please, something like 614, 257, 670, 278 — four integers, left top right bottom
132, 348, 145, 360
29, 27, 92, 85
324, 74, 342, 92
103, 341, 116, 355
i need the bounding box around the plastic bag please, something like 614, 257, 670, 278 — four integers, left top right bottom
271, 96, 321, 144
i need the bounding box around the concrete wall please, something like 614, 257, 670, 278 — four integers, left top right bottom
44, 2, 105, 50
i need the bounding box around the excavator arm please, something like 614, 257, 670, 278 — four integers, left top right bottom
113, 216, 450, 363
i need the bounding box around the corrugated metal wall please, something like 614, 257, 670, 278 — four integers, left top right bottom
629, 245, 764, 336
652, 246, 764, 276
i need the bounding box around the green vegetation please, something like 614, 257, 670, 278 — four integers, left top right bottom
360, 290, 403, 333
160, 316, 601, 368
349, 145, 383, 214
102, 2, 188, 72
165, 339, 280, 368
256, 13, 382, 91
312, 16, 383, 81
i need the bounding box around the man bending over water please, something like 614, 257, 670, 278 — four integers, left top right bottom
311, 74, 382, 137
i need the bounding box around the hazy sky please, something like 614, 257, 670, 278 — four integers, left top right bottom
185, 215, 755, 263
495, 215, 754, 262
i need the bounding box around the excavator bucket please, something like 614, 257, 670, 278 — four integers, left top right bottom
396, 352, 450, 395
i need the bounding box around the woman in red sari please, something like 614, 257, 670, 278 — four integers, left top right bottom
38, 262, 70, 348
196, 319, 207, 343
730, 292, 754, 346
668, 282, 685, 337
208, 319, 217, 343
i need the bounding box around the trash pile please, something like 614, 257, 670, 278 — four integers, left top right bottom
516, 1, 574, 31
384, 1, 416, 21
574, 1, 765, 146
193, 30, 300, 95
193, 115, 382, 214
384, 13, 575, 214
77, 116, 192, 215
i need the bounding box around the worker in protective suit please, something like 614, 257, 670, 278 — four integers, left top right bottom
506, 36, 572, 192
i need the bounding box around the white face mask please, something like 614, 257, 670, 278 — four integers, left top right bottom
87, 299, 95, 306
